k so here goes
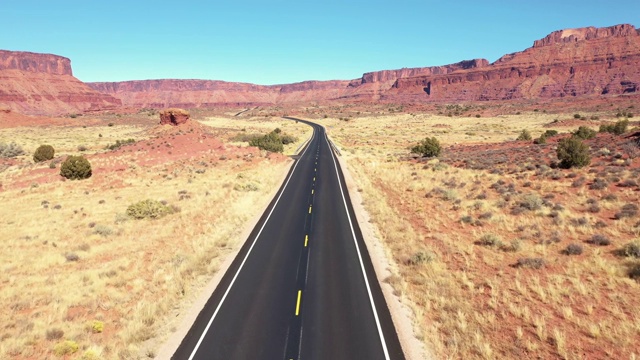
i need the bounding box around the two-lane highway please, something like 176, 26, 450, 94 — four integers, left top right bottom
172, 119, 405, 360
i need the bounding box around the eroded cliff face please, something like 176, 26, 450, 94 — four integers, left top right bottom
390, 24, 640, 101
0, 51, 121, 115
359, 59, 489, 84
0, 50, 73, 76
9, 23, 637, 114
88, 80, 278, 108
88, 79, 360, 108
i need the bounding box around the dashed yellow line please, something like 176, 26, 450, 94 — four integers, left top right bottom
304, 235, 309, 247
311, 189, 314, 195
308, 205, 312, 214
313, 177, 316, 182
295, 290, 302, 316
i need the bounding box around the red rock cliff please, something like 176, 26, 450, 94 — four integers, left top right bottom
0, 50, 73, 75
359, 59, 489, 84
0, 50, 121, 115
390, 24, 640, 101
86, 23, 640, 107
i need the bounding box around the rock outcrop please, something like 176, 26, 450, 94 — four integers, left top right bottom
0, 50, 73, 75
0, 50, 121, 115
389, 24, 640, 101
159, 108, 189, 126
358, 59, 489, 84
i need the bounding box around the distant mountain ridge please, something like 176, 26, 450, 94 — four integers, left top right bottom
1, 24, 638, 115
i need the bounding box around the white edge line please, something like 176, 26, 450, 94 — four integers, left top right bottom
187, 127, 316, 360
324, 131, 392, 360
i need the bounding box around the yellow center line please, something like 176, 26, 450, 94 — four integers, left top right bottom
295, 290, 302, 316
311, 189, 314, 195
308, 205, 312, 214
313, 177, 316, 182
304, 235, 308, 247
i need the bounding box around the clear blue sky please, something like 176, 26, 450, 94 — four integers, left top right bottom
2, 1, 638, 84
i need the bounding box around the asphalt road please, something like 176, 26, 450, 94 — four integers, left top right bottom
172, 119, 405, 360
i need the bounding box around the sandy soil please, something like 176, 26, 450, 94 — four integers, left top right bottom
0, 111, 308, 359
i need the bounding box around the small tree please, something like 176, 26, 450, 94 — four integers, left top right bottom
516, 129, 532, 141
557, 137, 591, 168
599, 119, 629, 135
573, 126, 596, 140
412, 137, 442, 158
60, 156, 92, 180
33, 144, 55, 163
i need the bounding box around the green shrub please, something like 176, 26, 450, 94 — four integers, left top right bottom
105, 139, 135, 151
573, 113, 582, 119
126, 199, 174, 219
280, 134, 297, 145
249, 132, 284, 153
573, 126, 596, 140
563, 243, 584, 255
407, 251, 434, 265
411, 137, 442, 157
81, 350, 101, 360
599, 119, 629, 135
533, 130, 559, 144
620, 241, 640, 258
45, 328, 65, 340
516, 129, 532, 141
516, 257, 545, 269
33, 144, 55, 163
244, 129, 298, 152
478, 233, 503, 248
91, 320, 104, 333
60, 156, 92, 180
230, 133, 261, 142
518, 193, 543, 211
629, 263, 640, 280
557, 137, 590, 168
53, 340, 79, 356
0, 141, 25, 158
533, 136, 546, 144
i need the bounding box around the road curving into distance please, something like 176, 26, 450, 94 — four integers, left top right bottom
171, 118, 405, 360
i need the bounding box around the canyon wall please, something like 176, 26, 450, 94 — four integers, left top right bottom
0, 51, 121, 115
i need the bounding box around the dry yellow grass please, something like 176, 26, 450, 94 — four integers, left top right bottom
200, 116, 313, 156
313, 111, 640, 359
0, 115, 307, 359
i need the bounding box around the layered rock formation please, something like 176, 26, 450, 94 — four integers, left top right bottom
90, 25, 640, 107
3, 23, 639, 115
87, 62, 488, 108
389, 24, 640, 101
159, 108, 190, 126
0, 50, 121, 115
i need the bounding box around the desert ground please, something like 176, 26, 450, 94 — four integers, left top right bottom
0, 109, 311, 359
308, 99, 640, 359
1, 97, 639, 359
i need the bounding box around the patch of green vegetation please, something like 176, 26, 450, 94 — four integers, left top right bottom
126, 199, 175, 219
33, 144, 55, 163
105, 139, 135, 151
60, 156, 92, 180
